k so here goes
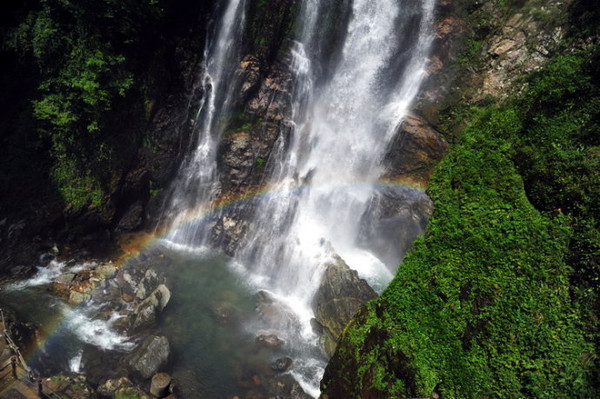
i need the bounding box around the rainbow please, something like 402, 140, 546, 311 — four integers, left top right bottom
13, 176, 427, 370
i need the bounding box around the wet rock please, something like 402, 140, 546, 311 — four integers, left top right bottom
238, 55, 262, 100
68, 291, 90, 305
210, 301, 239, 325
115, 386, 151, 399
312, 256, 378, 358
256, 330, 285, 349
126, 335, 170, 379
255, 290, 301, 332
135, 268, 166, 300
97, 376, 134, 397
150, 372, 172, 398
246, 62, 293, 122
270, 357, 293, 372
262, 374, 311, 399
81, 344, 128, 386
383, 113, 447, 182
116, 200, 145, 232
358, 187, 433, 267
55, 272, 76, 285
131, 284, 171, 332
95, 263, 117, 279
42, 375, 93, 399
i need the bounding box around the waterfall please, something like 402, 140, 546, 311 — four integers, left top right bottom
234, 0, 437, 394
163, 0, 247, 248
162, 0, 436, 396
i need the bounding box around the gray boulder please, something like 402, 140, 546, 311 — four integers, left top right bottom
131, 284, 171, 332
312, 256, 378, 358
126, 335, 170, 379
135, 268, 166, 300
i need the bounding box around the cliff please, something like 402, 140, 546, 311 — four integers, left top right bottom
321, 0, 600, 397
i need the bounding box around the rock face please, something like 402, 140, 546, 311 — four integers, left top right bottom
358, 187, 434, 268
479, 9, 564, 100
311, 256, 378, 358
383, 113, 448, 183
126, 335, 170, 380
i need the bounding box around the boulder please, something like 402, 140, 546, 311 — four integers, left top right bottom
115, 386, 151, 399
270, 357, 293, 373
116, 201, 145, 232
95, 263, 117, 279
210, 301, 239, 325
255, 290, 301, 332
81, 344, 127, 386
41, 375, 93, 399
312, 256, 378, 358
126, 335, 170, 379
357, 187, 433, 268
131, 284, 171, 332
150, 372, 172, 398
68, 291, 90, 305
135, 268, 166, 300
256, 330, 285, 349
383, 113, 447, 182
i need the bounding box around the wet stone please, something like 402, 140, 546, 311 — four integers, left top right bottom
270, 357, 293, 372
256, 330, 284, 349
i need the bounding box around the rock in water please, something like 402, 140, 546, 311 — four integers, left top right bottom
256, 330, 285, 349
131, 284, 171, 332
135, 268, 166, 300
312, 255, 378, 358
271, 357, 293, 372
150, 372, 172, 398
126, 335, 170, 379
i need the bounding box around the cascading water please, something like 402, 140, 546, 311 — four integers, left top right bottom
163, 0, 247, 247
234, 0, 436, 394
162, 0, 436, 396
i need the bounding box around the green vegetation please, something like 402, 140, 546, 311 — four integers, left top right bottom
115, 388, 142, 399
3, 0, 164, 212
323, 31, 600, 399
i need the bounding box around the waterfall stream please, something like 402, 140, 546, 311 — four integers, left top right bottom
163, 0, 437, 396
164, 0, 248, 246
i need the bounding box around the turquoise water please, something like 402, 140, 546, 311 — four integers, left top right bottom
154, 246, 304, 398
0, 247, 313, 398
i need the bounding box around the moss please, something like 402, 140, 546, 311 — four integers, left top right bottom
323, 44, 600, 396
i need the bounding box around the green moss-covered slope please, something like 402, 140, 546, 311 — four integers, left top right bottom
321, 1, 600, 397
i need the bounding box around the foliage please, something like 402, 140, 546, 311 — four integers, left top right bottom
324, 48, 600, 398
5, 0, 163, 211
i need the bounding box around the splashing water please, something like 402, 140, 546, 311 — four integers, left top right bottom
234, 0, 437, 393
161, 0, 437, 395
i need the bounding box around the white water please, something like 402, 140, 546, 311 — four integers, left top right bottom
5, 259, 96, 290
234, 0, 436, 393
58, 305, 133, 351
163, 0, 437, 396
164, 0, 247, 245
3, 259, 133, 349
